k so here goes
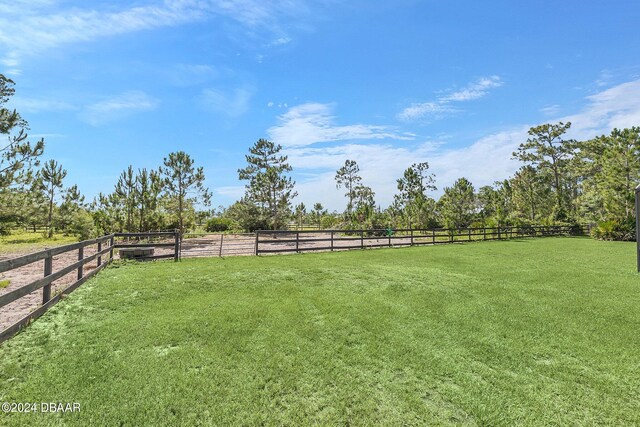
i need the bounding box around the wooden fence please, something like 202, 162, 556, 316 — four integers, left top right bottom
0, 231, 181, 344
256, 224, 590, 255
113, 231, 180, 261
181, 233, 256, 257
0, 226, 588, 343
0, 234, 115, 343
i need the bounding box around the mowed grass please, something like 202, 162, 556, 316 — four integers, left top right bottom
1, 237, 639, 426
0, 231, 78, 255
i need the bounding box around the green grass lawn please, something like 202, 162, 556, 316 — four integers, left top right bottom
0, 230, 78, 255
1, 237, 639, 426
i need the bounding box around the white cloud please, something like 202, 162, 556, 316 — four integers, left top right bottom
562, 79, 640, 139
214, 185, 245, 200
0, 0, 310, 72
9, 97, 75, 113
396, 102, 456, 121
398, 75, 502, 121
167, 64, 218, 86
286, 78, 640, 211
201, 86, 254, 117
80, 91, 159, 126
268, 103, 414, 148
439, 75, 502, 102
540, 104, 561, 116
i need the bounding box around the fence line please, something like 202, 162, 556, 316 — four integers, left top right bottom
0, 234, 115, 343
256, 225, 590, 255
181, 233, 256, 258
0, 225, 589, 344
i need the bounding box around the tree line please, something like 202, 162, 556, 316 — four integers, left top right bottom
1, 74, 638, 241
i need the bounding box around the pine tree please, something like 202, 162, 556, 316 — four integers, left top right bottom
512, 122, 575, 220
437, 177, 475, 229
394, 162, 437, 228
38, 159, 67, 238
161, 151, 211, 235
238, 139, 297, 230
335, 160, 362, 216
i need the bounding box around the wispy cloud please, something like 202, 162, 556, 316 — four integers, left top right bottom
0, 0, 311, 73
214, 185, 245, 200
80, 91, 159, 126
201, 86, 254, 117
8, 97, 76, 114
287, 78, 640, 211
268, 103, 414, 148
540, 104, 561, 116
398, 75, 502, 121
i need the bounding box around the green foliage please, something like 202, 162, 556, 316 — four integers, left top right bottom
67, 210, 97, 240
1, 239, 639, 425
161, 151, 211, 235
335, 159, 362, 215
238, 139, 296, 230
205, 217, 233, 232
0, 74, 45, 188
512, 121, 575, 219
591, 217, 635, 241
437, 177, 476, 229
223, 199, 270, 232
394, 162, 437, 228
0, 279, 10, 288
37, 159, 67, 238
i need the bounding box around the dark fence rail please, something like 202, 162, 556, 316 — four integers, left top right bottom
181, 233, 256, 258
113, 231, 180, 261
256, 225, 590, 255
0, 234, 115, 343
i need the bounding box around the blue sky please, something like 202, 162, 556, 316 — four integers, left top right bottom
2, 0, 640, 211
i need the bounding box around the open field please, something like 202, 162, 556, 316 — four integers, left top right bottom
0, 237, 639, 425
0, 231, 78, 255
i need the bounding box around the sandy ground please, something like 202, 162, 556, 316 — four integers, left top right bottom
0, 245, 102, 331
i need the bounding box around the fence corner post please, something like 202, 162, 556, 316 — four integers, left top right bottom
42, 251, 52, 305
77, 246, 84, 281
109, 235, 115, 261
636, 185, 640, 272
97, 241, 102, 266
254, 231, 259, 256
174, 231, 180, 262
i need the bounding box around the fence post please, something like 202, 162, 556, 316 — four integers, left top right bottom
219, 234, 224, 257
42, 252, 52, 305
330, 231, 334, 251
296, 232, 300, 253
483, 227, 486, 241
388, 230, 392, 248
97, 241, 102, 266
109, 235, 114, 261
255, 232, 259, 256
360, 230, 364, 249
498, 226, 502, 240
449, 229, 453, 244
468, 228, 472, 241
636, 185, 640, 272
77, 246, 84, 281
410, 229, 414, 246
174, 232, 180, 262
432, 229, 436, 244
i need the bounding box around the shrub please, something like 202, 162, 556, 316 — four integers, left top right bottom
205, 217, 233, 232
591, 217, 635, 241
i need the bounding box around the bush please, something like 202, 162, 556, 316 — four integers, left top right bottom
591, 217, 635, 241
205, 217, 233, 232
